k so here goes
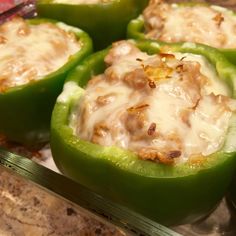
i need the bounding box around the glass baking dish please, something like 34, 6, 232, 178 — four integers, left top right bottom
0, 147, 182, 236
0, 0, 236, 235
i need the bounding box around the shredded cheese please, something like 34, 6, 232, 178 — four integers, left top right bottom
71, 41, 235, 164
53, 0, 111, 4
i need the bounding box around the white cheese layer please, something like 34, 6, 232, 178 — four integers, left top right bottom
143, 1, 236, 49
71, 41, 235, 164
0, 18, 81, 91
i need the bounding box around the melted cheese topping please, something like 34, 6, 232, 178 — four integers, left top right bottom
71, 41, 235, 164
53, 0, 111, 4
0, 18, 81, 91
143, 0, 236, 48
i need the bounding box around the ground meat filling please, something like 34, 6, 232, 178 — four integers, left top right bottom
0, 17, 81, 92
72, 41, 235, 165
143, 0, 236, 49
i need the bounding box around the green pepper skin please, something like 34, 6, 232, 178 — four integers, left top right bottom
51, 40, 236, 226
36, 0, 149, 50
127, 3, 236, 65
0, 18, 92, 146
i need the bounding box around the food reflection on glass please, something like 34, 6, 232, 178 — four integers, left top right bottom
0, 17, 92, 146
51, 40, 236, 226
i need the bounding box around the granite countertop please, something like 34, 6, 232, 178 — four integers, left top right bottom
0, 169, 126, 236
0, 136, 127, 236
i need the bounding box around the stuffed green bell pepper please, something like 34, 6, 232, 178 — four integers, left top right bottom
228, 176, 236, 210
0, 17, 92, 146
51, 39, 236, 226
36, 0, 149, 50
127, 0, 236, 64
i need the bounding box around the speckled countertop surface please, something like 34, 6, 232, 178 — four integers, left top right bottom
0, 169, 126, 236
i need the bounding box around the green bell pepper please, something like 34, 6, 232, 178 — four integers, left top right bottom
36, 0, 149, 50
51, 40, 236, 226
127, 2, 236, 65
0, 18, 92, 146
